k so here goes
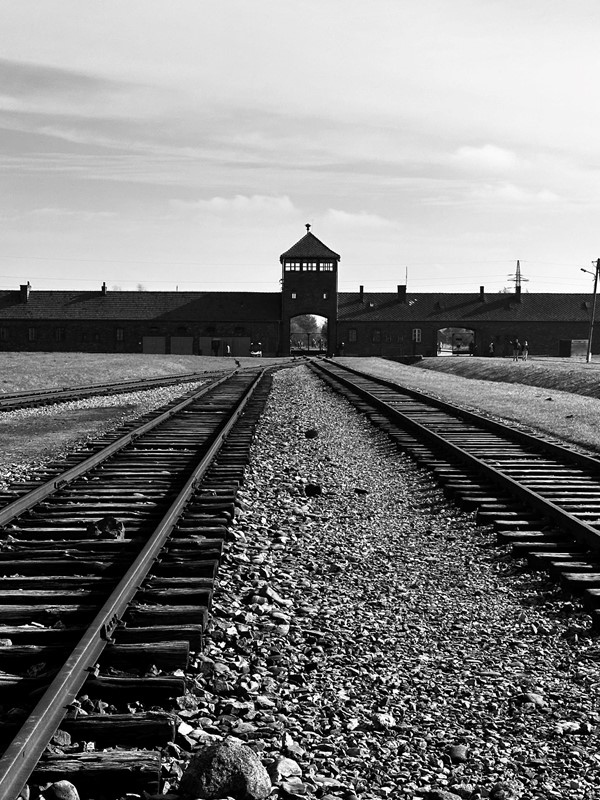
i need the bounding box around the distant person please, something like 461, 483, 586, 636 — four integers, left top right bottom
512, 339, 520, 361
225, 344, 231, 357
488, 341, 495, 357
468, 341, 475, 356
521, 340, 529, 361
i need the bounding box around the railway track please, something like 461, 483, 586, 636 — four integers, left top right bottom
312, 360, 600, 624
0, 371, 219, 412
0, 367, 272, 800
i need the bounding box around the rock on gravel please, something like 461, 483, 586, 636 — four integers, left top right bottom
179, 738, 271, 799
183, 365, 600, 800
43, 781, 80, 800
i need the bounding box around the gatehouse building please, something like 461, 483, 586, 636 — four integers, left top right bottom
0, 228, 595, 358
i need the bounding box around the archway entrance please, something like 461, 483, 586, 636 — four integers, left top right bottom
290, 314, 328, 355
437, 327, 476, 356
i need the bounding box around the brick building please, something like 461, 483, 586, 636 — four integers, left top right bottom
0, 230, 596, 357
337, 285, 596, 358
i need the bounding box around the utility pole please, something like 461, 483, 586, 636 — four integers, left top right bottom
581, 259, 600, 363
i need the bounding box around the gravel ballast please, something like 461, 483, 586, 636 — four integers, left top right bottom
191, 365, 600, 800
0, 381, 206, 489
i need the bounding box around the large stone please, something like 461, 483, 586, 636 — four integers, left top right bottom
267, 755, 302, 782
44, 782, 80, 800
179, 738, 272, 799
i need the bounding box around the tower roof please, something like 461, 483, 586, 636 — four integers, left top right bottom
280, 225, 340, 261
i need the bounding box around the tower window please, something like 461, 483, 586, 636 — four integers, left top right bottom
285, 261, 302, 271
320, 263, 334, 271
304, 262, 317, 271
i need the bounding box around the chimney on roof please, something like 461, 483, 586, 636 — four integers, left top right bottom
359, 285, 364, 303
398, 284, 407, 303
480, 285, 485, 302
19, 282, 31, 303
101, 281, 107, 295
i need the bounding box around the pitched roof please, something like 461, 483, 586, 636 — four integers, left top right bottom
280, 231, 340, 261
0, 290, 281, 321
338, 292, 595, 323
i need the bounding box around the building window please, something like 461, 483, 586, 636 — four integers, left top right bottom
412, 328, 422, 343
304, 262, 317, 271
234, 326, 245, 336
384, 333, 392, 343
54, 327, 65, 342
348, 328, 357, 343
285, 261, 302, 271
320, 262, 334, 271
176, 326, 187, 335
28, 327, 37, 342
0, 326, 8, 341
323, 292, 328, 300
116, 327, 124, 341
372, 329, 381, 343
291, 292, 297, 299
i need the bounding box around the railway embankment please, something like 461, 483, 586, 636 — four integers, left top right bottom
193, 365, 600, 800
346, 357, 600, 458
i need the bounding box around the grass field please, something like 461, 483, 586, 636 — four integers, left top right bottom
342, 356, 600, 456
0, 352, 289, 393
415, 356, 600, 398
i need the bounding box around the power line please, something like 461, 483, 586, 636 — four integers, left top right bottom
0, 253, 590, 268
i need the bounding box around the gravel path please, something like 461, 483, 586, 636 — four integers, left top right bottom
192, 365, 600, 800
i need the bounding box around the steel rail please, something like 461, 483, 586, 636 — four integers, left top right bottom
0, 368, 264, 800
0, 372, 238, 527
321, 360, 600, 475
313, 361, 600, 551
0, 370, 219, 410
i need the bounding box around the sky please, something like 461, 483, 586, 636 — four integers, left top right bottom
1, 0, 600, 294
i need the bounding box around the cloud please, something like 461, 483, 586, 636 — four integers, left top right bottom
28, 207, 117, 220
0, 57, 119, 97
324, 209, 399, 229
453, 144, 519, 172
169, 194, 297, 217
0, 58, 138, 118
472, 183, 559, 203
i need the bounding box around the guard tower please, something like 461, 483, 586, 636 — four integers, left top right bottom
280, 225, 340, 356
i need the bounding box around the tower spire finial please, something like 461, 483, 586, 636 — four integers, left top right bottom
305, 223, 311, 233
